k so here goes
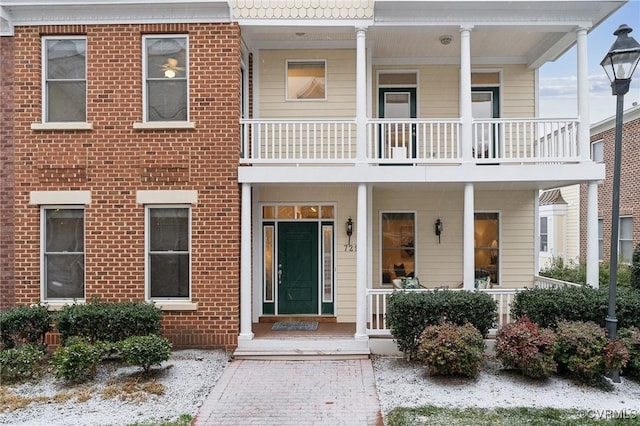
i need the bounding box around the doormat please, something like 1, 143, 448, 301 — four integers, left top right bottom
271, 321, 319, 331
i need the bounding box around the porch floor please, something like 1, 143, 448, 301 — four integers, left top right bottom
252, 321, 356, 340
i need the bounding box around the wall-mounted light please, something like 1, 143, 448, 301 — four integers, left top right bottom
435, 218, 443, 243
346, 217, 353, 245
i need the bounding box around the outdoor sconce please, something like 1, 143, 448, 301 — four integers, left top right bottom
435, 218, 443, 243
346, 217, 353, 245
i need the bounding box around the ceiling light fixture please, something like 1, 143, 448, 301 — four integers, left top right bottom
439, 35, 453, 45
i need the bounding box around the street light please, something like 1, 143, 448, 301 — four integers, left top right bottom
600, 24, 640, 345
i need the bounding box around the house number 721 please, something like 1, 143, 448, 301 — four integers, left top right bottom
344, 244, 356, 252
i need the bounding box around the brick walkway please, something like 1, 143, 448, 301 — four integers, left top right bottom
193, 359, 384, 425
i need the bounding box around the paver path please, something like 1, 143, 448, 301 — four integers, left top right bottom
193, 359, 384, 425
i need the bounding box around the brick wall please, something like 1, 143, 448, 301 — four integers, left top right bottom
580, 115, 640, 264
11, 23, 241, 349
1, 36, 16, 311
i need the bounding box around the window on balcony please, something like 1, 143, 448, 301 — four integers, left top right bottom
381, 212, 415, 285
286, 60, 326, 100
147, 206, 190, 299
475, 212, 499, 285
144, 35, 188, 122
43, 37, 87, 122
42, 207, 85, 300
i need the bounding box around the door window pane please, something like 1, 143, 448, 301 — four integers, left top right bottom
263, 225, 275, 302
322, 225, 334, 302
44, 38, 86, 122
144, 36, 188, 121
43, 208, 84, 299
381, 212, 415, 284
148, 207, 190, 299
474, 212, 499, 285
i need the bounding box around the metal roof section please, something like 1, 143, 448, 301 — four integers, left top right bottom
539, 189, 568, 206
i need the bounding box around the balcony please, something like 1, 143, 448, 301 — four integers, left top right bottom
240, 118, 579, 166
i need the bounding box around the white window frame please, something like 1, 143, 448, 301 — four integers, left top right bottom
598, 218, 604, 261
41, 205, 85, 302
142, 34, 189, 123
286, 59, 327, 101
592, 139, 604, 163
379, 211, 417, 286
539, 216, 549, 253
41, 36, 87, 124
619, 216, 633, 264
145, 205, 192, 301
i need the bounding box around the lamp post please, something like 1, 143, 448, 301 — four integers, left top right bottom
600, 24, 640, 346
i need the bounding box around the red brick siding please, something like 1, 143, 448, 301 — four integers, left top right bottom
1, 36, 16, 311
10, 23, 241, 349
580, 116, 640, 263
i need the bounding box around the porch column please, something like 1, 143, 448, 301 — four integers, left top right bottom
239, 183, 254, 341
356, 27, 368, 163
355, 183, 368, 340
460, 26, 473, 162
577, 27, 591, 161
586, 181, 599, 288
463, 183, 475, 289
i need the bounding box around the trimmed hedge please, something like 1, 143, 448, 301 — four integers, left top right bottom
55, 300, 162, 344
117, 334, 172, 372
386, 290, 497, 359
417, 322, 484, 378
0, 343, 45, 382
511, 286, 640, 331
0, 304, 52, 350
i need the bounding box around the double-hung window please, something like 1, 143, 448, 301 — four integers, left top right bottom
146, 206, 191, 299
43, 37, 87, 122
620, 217, 633, 264
143, 35, 188, 122
42, 207, 85, 300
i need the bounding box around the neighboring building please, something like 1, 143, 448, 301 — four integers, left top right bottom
538, 185, 581, 270
0, 1, 624, 355
580, 104, 640, 268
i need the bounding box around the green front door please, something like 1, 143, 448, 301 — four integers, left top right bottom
278, 222, 319, 315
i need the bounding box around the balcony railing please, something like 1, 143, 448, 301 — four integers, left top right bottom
240, 118, 579, 165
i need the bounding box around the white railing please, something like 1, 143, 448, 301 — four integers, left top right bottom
240, 119, 357, 164
367, 119, 461, 163
472, 118, 579, 163
533, 275, 583, 289
366, 287, 519, 336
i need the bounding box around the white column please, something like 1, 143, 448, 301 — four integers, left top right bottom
463, 183, 475, 289
239, 183, 254, 340
355, 183, 369, 340
533, 190, 540, 274
460, 26, 473, 162
356, 27, 368, 163
586, 181, 599, 288
577, 27, 590, 162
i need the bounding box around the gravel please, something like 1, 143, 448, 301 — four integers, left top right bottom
3, 348, 640, 425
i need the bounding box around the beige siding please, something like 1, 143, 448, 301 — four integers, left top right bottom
561, 185, 581, 262
500, 64, 536, 118
258, 49, 356, 118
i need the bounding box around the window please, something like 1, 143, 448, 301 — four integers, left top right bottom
147, 207, 190, 299
43, 37, 87, 122
42, 207, 84, 300
620, 217, 633, 263
144, 35, 188, 121
540, 216, 548, 252
287, 60, 326, 100
381, 212, 415, 284
474, 213, 499, 285
598, 219, 604, 261
592, 140, 604, 163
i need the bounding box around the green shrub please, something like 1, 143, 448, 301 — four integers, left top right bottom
618, 326, 640, 379
495, 316, 556, 379
386, 290, 496, 360
51, 338, 106, 383
632, 243, 640, 290
554, 320, 628, 387
0, 343, 45, 382
117, 334, 172, 372
0, 304, 52, 350
55, 300, 162, 344
417, 322, 484, 378
540, 256, 632, 288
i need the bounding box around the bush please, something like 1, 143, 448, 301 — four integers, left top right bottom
51, 338, 106, 383
117, 334, 172, 372
632, 243, 640, 290
540, 257, 586, 285
417, 322, 484, 378
386, 290, 496, 359
55, 300, 162, 344
495, 316, 556, 379
0, 343, 45, 382
0, 304, 52, 350
554, 320, 628, 387
618, 326, 640, 379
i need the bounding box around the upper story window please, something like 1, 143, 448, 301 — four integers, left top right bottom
286, 60, 326, 100
42, 207, 85, 300
592, 140, 604, 163
144, 35, 188, 122
43, 37, 87, 122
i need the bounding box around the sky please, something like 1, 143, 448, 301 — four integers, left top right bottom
539, 0, 640, 124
